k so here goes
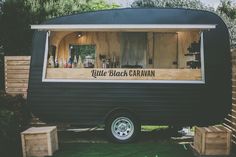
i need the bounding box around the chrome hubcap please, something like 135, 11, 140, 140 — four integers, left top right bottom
111, 117, 134, 140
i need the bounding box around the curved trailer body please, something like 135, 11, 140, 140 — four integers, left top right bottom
29, 8, 231, 132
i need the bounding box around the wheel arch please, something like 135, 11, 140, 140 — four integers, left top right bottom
104, 107, 139, 124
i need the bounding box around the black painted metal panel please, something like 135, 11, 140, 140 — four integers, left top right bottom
28, 8, 231, 126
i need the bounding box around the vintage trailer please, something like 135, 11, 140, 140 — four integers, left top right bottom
29, 8, 231, 142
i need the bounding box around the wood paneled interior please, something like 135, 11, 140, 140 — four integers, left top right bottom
47, 31, 201, 80
147, 32, 154, 68
46, 68, 201, 80
177, 32, 200, 68
50, 31, 200, 69
154, 33, 178, 68
53, 32, 120, 68
4, 56, 31, 97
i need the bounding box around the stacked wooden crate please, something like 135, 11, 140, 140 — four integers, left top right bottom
4, 56, 31, 97
231, 49, 236, 144
21, 126, 58, 157
194, 126, 232, 156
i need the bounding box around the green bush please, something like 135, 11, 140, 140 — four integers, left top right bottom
0, 92, 31, 157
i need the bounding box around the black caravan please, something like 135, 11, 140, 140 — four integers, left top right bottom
29, 8, 231, 142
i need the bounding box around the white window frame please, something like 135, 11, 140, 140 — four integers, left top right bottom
41, 30, 206, 84
31, 24, 215, 31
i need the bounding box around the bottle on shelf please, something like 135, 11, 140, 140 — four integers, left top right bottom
72, 55, 77, 68
55, 58, 59, 68
77, 55, 83, 68
68, 57, 72, 68
48, 56, 54, 68
64, 58, 68, 68
59, 58, 63, 68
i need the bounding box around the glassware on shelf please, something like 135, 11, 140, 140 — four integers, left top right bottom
102, 60, 106, 68
77, 55, 83, 68
84, 55, 94, 68
55, 58, 59, 68
112, 55, 116, 68
68, 57, 72, 68
64, 58, 68, 68
72, 55, 77, 68
59, 59, 63, 68
48, 56, 54, 68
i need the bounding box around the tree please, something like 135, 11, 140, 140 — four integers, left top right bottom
217, 0, 236, 48
26, 0, 119, 24
131, 0, 213, 10
131, 0, 236, 48
0, 0, 4, 13
0, 0, 119, 55
0, 0, 32, 55
218, 0, 236, 19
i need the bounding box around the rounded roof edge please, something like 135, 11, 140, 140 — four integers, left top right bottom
42, 8, 223, 24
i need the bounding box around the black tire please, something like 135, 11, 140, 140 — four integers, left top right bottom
105, 112, 140, 143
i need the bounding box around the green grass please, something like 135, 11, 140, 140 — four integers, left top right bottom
50, 125, 236, 157
52, 142, 194, 157
142, 125, 169, 131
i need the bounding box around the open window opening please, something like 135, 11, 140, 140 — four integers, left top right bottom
37, 25, 212, 83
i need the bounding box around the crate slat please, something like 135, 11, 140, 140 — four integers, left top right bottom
21, 126, 58, 157
194, 126, 232, 156
4, 56, 31, 97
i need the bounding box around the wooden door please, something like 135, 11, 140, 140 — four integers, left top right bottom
154, 33, 178, 69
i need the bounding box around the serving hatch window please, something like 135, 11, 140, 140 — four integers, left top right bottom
36, 24, 211, 83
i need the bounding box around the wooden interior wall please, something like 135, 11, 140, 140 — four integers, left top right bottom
177, 32, 200, 68
147, 31, 199, 69
4, 56, 31, 97
49, 31, 72, 59
153, 33, 178, 68
51, 31, 200, 69
56, 32, 120, 68
147, 33, 154, 68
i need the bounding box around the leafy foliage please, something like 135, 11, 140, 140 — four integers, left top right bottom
0, 0, 33, 55
218, 0, 236, 19
25, 0, 119, 24
131, 0, 236, 48
217, 10, 236, 48
71, 44, 96, 61
0, 0, 119, 55
131, 0, 213, 10
0, 92, 31, 157
217, 0, 236, 48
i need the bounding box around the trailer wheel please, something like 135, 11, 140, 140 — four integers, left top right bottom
105, 112, 140, 143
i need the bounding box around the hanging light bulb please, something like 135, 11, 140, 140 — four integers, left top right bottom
77, 32, 83, 38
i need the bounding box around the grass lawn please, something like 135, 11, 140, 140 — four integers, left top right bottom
49, 126, 236, 157
52, 142, 194, 157
52, 127, 195, 157
142, 125, 169, 131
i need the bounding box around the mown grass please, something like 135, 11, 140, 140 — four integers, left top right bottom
52, 142, 194, 157
142, 125, 169, 131
52, 126, 195, 157
42, 125, 236, 157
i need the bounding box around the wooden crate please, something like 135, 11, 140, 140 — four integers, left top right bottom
21, 126, 59, 157
194, 126, 232, 156
4, 56, 31, 98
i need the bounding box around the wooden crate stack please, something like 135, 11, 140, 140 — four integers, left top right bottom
230, 49, 236, 145
21, 126, 58, 157
194, 126, 232, 156
4, 56, 31, 97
